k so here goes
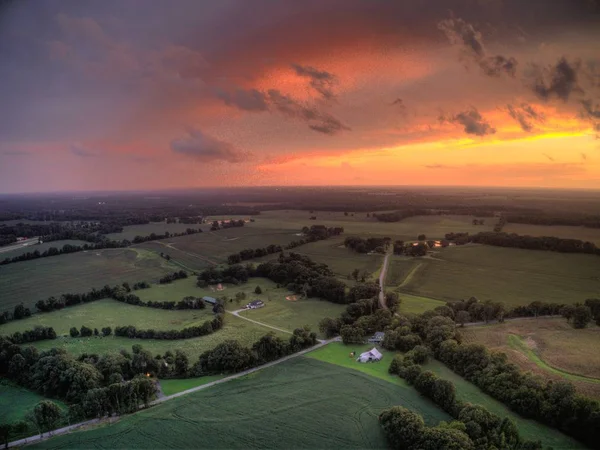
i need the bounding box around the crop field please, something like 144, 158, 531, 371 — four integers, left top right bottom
135, 225, 302, 271
106, 222, 206, 241
461, 318, 600, 399
159, 375, 225, 396
0, 239, 88, 259
212, 211, 493, 240
386, 257, 422, 287
31, 357, 448, 450
400, 245, 600, 307
0, 248, 177, 312
397, 293, 446, 315
311, 342, 581, 449
0, 381, 67, 424
504, 223, 600, 246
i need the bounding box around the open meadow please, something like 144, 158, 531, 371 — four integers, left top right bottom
309, 342, 583, 449
0, 248, 177, 312
503, 223, 600, 246
0, 240, 88, 259
397, 293, 446, 315
399, 245, 600, 307
30, 357, 447, 449
461, 317, 600, 400
106, 222, 206, 241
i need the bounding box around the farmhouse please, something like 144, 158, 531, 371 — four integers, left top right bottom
202, 296, 218, 305
356, 348, 382, 363
367, 332, 385, 343
246, 300, 265, 309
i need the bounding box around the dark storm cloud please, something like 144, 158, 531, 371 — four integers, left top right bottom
70, 144, 98, 157
506, 103, 545, 132
532, 58, 583, 101
582, 99, 600, 119
291, 64, 338, 100
440, 108, 496, 136
215, 88, 269, 112
171, 128, 246, 163
438, 17, 517, 78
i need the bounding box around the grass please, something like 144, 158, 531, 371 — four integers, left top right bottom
0, 240, 88, 259
309, 342, 582, 449
461, 317, 600, 400
386, 257, 423, 287
0, 248, 177, 311
31, 357, 449, 449
504, 223, 600, 246
159, 375, 225, 396
0, 381, 67, 424
397, 293, 446, 315
399, 245, 600, 307
106, 222, 207, 241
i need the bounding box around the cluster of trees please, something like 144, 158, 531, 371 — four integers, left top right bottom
114, 315, 224, 340
373, 209, 431, 223
158, 270, 188, 284
505, 213, 600, 229
560, 299, 600, 328
197, 264, 251, 286
4, 326, 57, 344
227, 244, 284, 265
192, 328, 317, 376
464, 232, 599, 255
493, 215, 507, 232
344, 236, 388, 254
131, 228, 201, 244
209, 219, 245, 231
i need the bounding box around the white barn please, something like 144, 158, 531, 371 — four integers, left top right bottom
356, 348, 383, 363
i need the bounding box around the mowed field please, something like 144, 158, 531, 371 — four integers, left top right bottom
210, 211, 493, 240
135, 225, 302, 271
106, 222, 206, 241
0, 248, 177, 312
310, 342, 582, 449
504, 223, 600, 246
399, 245, 600, 307
0, 381, 67, 424
31, 357, 444, 450
0, 240, 88, 259
462, 318, 600, 400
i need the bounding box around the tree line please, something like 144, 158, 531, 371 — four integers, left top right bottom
209, 219, 245, 231
506, 213, 600, 229
130, 228, 201, 244
3, 326, 57, 344
344, 236, 389, 254
226, 225, 343, 264
373, 209, 431, 223
113, 315, 224, 340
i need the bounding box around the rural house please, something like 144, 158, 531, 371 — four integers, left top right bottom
367, 332, 385, 343
246, 300, 265, 309
356, 348, 382, 363
202, 296, 217, 305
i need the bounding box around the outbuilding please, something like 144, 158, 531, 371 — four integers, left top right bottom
356, 348, 383, 363
202, 296, 218, 305
368, 332, 385, 343
246, 300, 265, 309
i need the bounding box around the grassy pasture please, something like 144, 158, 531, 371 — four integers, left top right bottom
106, 222, 205, 241
0, 381, 67, 424
0, 240, 88, 259
311, 342, 582, 449
397, 293, 447, 315
386, 257, 422, 287
0, 248, 177, 312
400, 245, 600, 307
135, 225, 302, 271
461, 318, 600, 400
31, 357, 448, 449
215, 211, 493, 240
504, 223, 600, 246
159, 375, 225, 396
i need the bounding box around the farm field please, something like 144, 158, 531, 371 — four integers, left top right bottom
0, 239, 88, 259
462, 318, 600, 399
397, 293, 446, 315
159, 375, 225, 396
386, 257, 422, 287
30, 357, 449, 450
310, 342, 582, 449
0, 381, 67, 424
400, 245, 600, 307
504, 223, 600, 246
135, 225, 302, 271
211, 210, 493, 240
0, 248, 177, 312
106, 222, 205, 241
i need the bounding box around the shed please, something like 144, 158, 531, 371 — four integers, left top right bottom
246, 300, 265, 309
368, 332, 385, 343
202, 296, 217, 305
356, 348, 383, 363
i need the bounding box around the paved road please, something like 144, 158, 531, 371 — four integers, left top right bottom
8, 338, 338, 448
378, 250, 392, 310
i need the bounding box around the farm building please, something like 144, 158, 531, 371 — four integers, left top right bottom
202, 296, 217, 305
367, 332, 385, 343
246, 300, 265, 309
356, 348, 382, 363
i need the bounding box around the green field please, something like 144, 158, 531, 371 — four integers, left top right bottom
213, 211, 493, 240
397, 293, 446, 315
159, 375, 226, 396
0, 381, 67, 424
0, 240, 88, 260
0, 248, 177, 312
400, 245, 600, 307
310, 342, 582, 449
504, 223, 600, 246
136, 225, 302, 271
31, 357, 449, 449
106, 222, 206, 241
386, 257, 422, 287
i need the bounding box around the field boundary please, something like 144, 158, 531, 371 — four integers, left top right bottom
508, 334, 600, 384
398, 262, 424, 288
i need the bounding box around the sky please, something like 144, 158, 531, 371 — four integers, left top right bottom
0, 0, 599, 193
